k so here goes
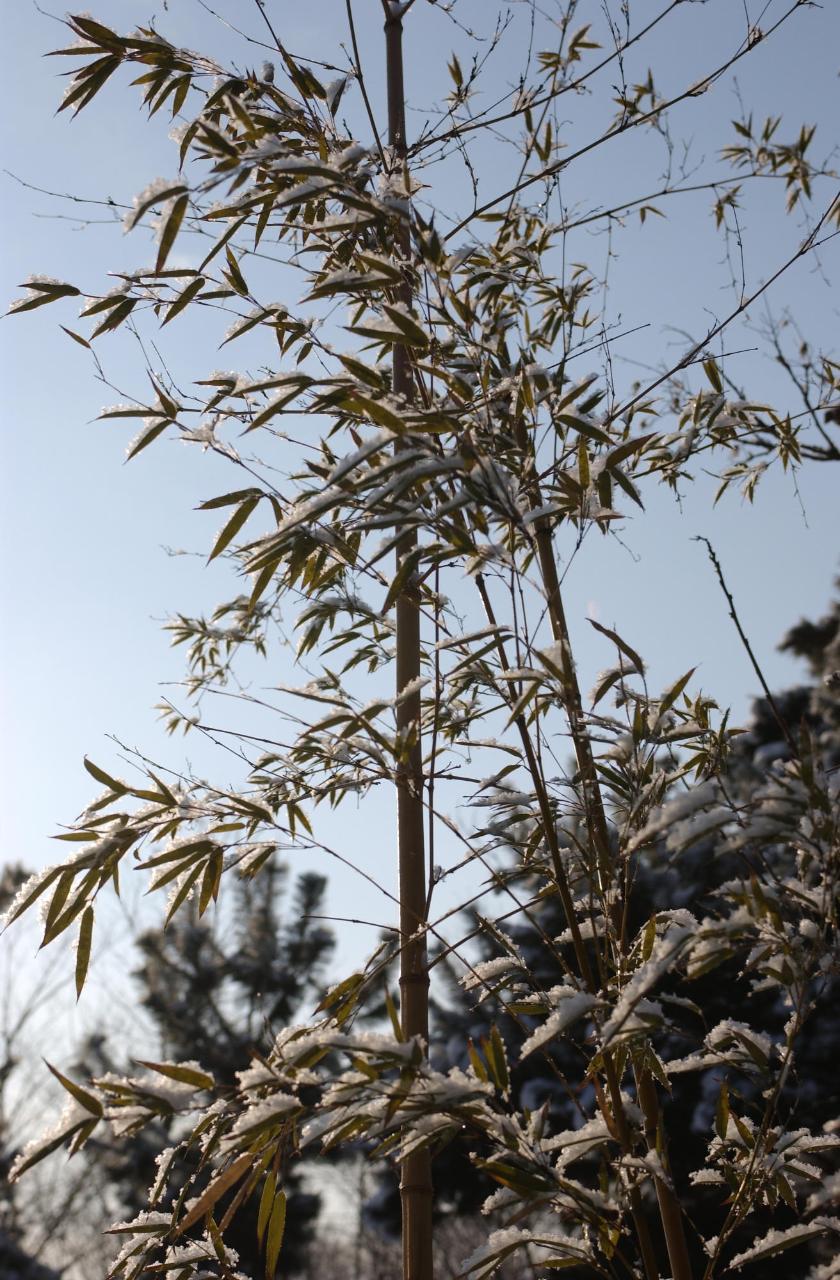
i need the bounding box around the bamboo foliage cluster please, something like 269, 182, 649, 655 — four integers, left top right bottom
6, 2, 840, 1277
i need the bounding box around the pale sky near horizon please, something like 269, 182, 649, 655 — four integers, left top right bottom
1, 0, 839, 1015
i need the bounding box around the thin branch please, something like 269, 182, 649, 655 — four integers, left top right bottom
695, 536, 798, 754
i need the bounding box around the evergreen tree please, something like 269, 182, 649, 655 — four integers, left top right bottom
74, 865, 333, 1276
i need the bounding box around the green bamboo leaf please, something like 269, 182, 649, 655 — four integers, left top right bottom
124, 183, 187, 232
382, 546, 424, 614
46, 1061, 103, 1116
172, 1152, 252, 1235
199, 213, 249, 273
604, 432, 656, 469
7, 283, 80, 316
467, 1039, 489, 1082
265, 1189, 287, 1278
384, 987, 403, 1042
69, 15, 122, 47
588, 619, 645, 675
43, 868, 75, 936
137, 1061, 215, 1090
10, 1121, 89, 1179
249, 560, 279, 611
198, 850, 223, 916
247, 387, 305, 431
2, 865, 63, 927
75, 904, 94, 998
316, 971, 365, 1015
577, 436, 590, 488
99, 402, 157, 419
59, 56, 122, 117
610, 465, 644, 509
156, 192, 189, 273
483, 1025, 510, 1094
164, 861, 204, 927
90, 296, 138, 339
43, 878, 97, 947
126, 418, 170, 460
199, 488, 263, 511
208, 495, 261, 562
83, 756, 126, 793
703, 357, 723, 393
658, 667, 696, 719
341, 393, 403, 431
556, 413, 609, 444
60, 324, 91, 347
140, 840, 216, 868
590, 667, 624, 708
381, 303, 429, 349
162, 275, 205, 325
224, 246, 249, 296
257, 1171, 277, 1247
283, 56, 325, 100
80, 294, 124, 318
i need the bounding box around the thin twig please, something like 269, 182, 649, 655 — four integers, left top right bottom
345, 0, 388, 169
695, 536, 798, 754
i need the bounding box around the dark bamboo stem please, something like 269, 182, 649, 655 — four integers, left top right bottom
384, 8, 434, 1280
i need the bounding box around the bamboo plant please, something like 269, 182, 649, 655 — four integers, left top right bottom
6, 2, 840, 1277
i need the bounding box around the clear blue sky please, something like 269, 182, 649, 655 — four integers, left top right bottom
2, 0, 839, 983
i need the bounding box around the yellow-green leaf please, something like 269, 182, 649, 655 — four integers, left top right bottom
257, 1171, 277, 1247
137, 1061, 215, 1089
208, 496, 261, 562
265, 1189, 287, 1278
162, 275, 205, 325
46, 1061, 102, 1117
174, 1153, 252, 1235
75, 905, 94, 998
84, 756, 126, 793
156, 192, 189, 273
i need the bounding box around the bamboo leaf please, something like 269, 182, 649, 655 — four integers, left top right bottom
208, 496, 261, 562
382, 303, 429, 349
162, 275, 205, 325
265, 1189, 287, 1278
90, 297, 138, 339
2, 865, 64, 927
224, 246, 249, 296
610, 465, 644, 509
164, 862, 204, 927
125, 183, 187, 232
588, 619, 645, 675
658, 667, 696, 719
45, 1061, 103, 1117
257, 1171, 277, 1247
174, 1153, 252, 1235
703, 357, 723, 393
604, 432, 656, 469
384, 987, 403, 1042
75, 905, 94, 998
126, 418, 170, 460
156, 192, 189, 273
199, 488, 263, 511
83, 757, 126, 793
60, 325, 91, 347
136, 1061, 215, 1090
198, 850, 223, 916
7, 283, 80, 315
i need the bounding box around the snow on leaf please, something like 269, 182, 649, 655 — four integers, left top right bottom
519, 989, 598, 1060
600, 922, 692, 1049
727, 1217, 840, 1271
